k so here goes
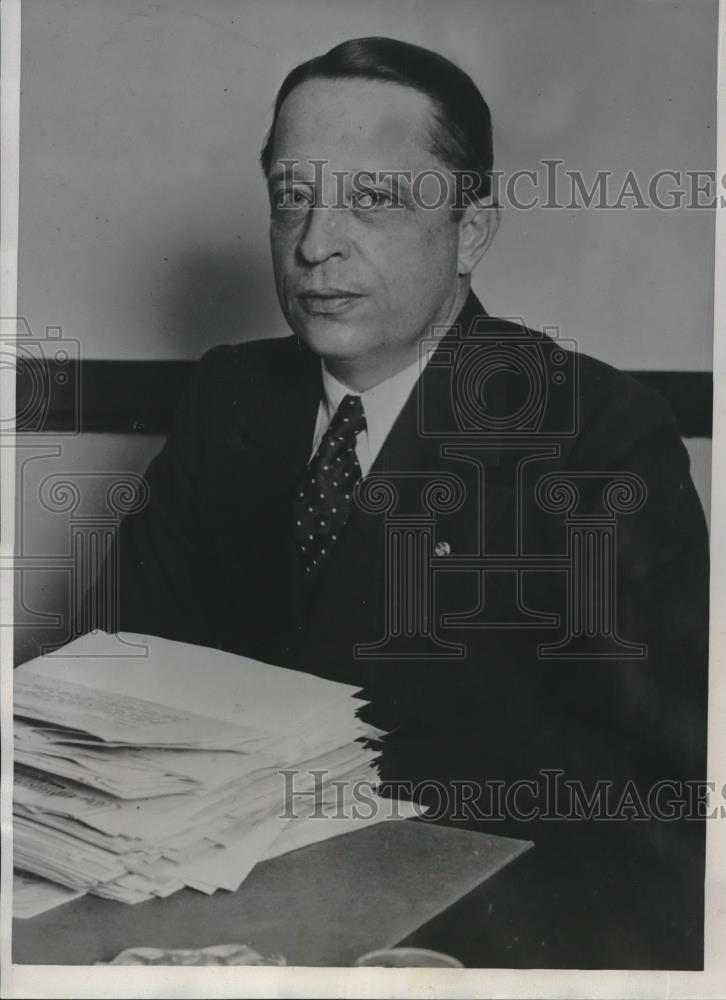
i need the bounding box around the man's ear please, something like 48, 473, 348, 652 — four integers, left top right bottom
456, 198, 501, 275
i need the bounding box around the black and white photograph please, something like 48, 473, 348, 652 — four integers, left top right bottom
1, 0, 724, 996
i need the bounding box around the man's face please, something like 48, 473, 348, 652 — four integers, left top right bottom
267, 78, 465, 386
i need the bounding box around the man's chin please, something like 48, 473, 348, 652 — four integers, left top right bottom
294, 318, 366, 360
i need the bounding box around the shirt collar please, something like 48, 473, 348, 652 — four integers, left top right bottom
320, 346, 435, 458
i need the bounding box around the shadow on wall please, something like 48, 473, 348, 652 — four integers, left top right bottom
161, 242, 283, 354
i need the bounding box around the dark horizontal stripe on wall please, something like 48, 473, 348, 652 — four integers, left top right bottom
15, 360, 713, 438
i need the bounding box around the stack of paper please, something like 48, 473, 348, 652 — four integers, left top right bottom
13, 631, 420, 914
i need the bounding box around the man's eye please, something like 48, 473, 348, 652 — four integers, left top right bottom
272, 187, 314, 210
352, 189, 394, 210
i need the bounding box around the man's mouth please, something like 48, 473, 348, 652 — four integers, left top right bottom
296, 289, 364, 315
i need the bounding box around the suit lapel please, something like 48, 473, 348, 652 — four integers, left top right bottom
216, 338, 321, 652
258, 342, 322, 636
238, 338, 321, 490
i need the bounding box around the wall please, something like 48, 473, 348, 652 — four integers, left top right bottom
19, 0, 717, 367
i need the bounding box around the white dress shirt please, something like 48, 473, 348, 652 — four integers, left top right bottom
309, 350, 434, 476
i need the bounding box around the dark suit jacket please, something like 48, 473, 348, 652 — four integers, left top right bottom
94, 292, 710, 966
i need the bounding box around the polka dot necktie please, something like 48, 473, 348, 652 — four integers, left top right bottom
293, 394, 367, 584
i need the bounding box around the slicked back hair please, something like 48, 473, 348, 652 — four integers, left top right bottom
259, 36, 494, 204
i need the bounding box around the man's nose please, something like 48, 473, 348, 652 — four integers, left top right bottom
296, 206, 351, 265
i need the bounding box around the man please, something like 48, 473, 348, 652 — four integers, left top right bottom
89, 38, 708, 967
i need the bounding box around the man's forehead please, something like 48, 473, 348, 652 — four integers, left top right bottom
271, 77, 439, 173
